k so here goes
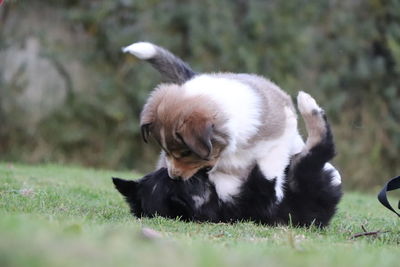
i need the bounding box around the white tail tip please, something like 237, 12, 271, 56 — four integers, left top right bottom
122, 42, 157, 60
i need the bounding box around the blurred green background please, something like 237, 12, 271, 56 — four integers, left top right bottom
0, 0, 399, 191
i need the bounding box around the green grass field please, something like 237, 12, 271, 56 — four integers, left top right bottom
0, 162, 399, 267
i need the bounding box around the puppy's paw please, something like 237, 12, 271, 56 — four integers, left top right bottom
324, 163, 342, 186
297, 91, 323, 117
122, 42, 157, 60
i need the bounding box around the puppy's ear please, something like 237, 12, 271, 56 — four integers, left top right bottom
140, 109, 154, 143
112, 177, 138, 197
178, 118, 213, 160
140, 97, 158, 143
140, 123, 151, 143
140, 104, 154, 143
113, 177, 144, 217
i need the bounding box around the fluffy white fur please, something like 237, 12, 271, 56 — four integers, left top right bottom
122, 42, 157, 60
209, 172, 244, 201
183, 75, 302, 202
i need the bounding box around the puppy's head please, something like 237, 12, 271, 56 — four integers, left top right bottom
140, 84, 228, 180
112, 168, 212, 220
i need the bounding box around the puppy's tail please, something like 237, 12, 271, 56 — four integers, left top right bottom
122, 42, 196, 84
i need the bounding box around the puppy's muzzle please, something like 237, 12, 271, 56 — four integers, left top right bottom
168, 169, 182, 180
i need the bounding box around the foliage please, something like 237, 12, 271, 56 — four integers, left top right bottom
0, 0, 399, 189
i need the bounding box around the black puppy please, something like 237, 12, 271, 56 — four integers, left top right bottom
113, 92, 342, 227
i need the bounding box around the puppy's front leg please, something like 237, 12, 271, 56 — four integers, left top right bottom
208, 172, 243, 203
257, 143, 291, 203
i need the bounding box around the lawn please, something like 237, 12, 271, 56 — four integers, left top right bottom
0, 162, 399, 267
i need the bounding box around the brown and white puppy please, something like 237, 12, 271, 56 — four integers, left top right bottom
124, 42, 305, 202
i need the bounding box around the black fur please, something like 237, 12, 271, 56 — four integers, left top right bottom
113, 115, 342, 227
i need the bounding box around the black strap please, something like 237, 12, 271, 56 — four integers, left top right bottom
377, 175, 400, 217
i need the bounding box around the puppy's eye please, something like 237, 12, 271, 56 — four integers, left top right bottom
204, 166, 212, 172
180, 150, 192, 157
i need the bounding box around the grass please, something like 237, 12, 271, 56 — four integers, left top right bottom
0, 162, 399, 267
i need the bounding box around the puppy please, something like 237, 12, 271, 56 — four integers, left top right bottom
113, 92, 342, 227
123, 42, 305, 202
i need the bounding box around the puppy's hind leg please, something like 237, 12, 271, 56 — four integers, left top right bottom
297, 91, 329, 154
293, 91, 341, 184
280, 92, 342, 227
